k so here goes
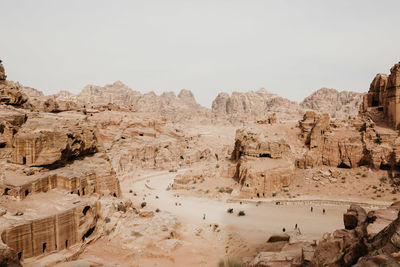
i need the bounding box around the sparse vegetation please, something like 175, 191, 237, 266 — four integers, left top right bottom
272, 192, 277, 197
362, 174, 367, 178
105, 217, 111, 223
155, 208, 160, 213
238, 211, 245, 216
227, 208, 233, 214
141, 202, 147, 208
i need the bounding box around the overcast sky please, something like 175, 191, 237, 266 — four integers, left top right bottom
1, 0, 399, 107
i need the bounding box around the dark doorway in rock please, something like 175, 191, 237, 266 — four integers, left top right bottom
139, 133, 143, 136
22, 157, 26, 165
42, 242, 47, 253
4, 188, 10, 195
257, 193, 260, 197
82, 226, 95, 242
380, 163, 391, 170
82, 187, 85, 196
77, 190, 80, 196
82, 206, 90, 215
259, 153, 271, 158
337, 162, 351, 169
18, 252, 22, 260
65, 240, 68, 248
25, 189, 29, 196
113, 193, 117, 197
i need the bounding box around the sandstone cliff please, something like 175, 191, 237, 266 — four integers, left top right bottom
212, 88, 304, 122
301, 88, 363, 119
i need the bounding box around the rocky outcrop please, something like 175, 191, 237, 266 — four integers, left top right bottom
362, 61, 400, 129
0, 60, 6, 81
0, 108, 27, 148
212, 88, 304, 122
311, 202, 400, 266
0, 242, 22, 267
231, 128, 294, 197
301, 88, 363, 119
296, 111, 400, 174
11, 114, 98, 166
0, 61, 28, 107
52, 81, 209, 122
232, 128, 292, 161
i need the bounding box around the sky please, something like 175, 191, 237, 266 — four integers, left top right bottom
1, 0, 399, 107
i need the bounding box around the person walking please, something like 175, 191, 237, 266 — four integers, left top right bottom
295, 223, 297, 230
311, 207, 313, 212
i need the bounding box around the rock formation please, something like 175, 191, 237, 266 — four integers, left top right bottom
11, 114, 98, 167
0, 60, 28, 107
311, 202, 400, 266
231, 128, 294, 197
301, 88, 363, 119
362, 61, 400, 129
212, 88, 304, 122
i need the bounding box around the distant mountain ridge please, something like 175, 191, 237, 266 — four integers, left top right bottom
21, 82, 364, 122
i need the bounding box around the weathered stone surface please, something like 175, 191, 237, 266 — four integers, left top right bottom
212, 88, 304, 123
0, 242, 22, 267
301, 88, 363, 119
0, 60, 6, 81
0, 108, 27, 148
232, 128, 292, 161
362, 61, 400, 129
353, 255, 400, 267
11, 114, 97, 166
311, 203, 400, 267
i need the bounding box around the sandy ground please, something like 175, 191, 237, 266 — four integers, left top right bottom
75, 169, 350, 266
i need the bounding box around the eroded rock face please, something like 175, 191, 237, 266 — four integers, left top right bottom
11, 114, 97, 166
212, 88, 304, 122
232, 128, 292, 161
311, 202, 400, 266
0, 242, 22, 267
0, 61, 28, 107
362, 61, 400, 129
296, 111, 400, 174
231, 128, 294, 197
0, 60, 6, 81
301, 88, 363, 119
0, 108, 27, 148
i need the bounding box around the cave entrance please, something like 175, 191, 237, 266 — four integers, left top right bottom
259, 153, 271, 158
65, 240, 68, 248
82, 206, 90, 215
3, 188, 10, 195
257, 193, 260, 198
77, 190, 80, 196
22, 157, 26, 165
82, 187, 85, 196
337, 162, 351, 169
380, 163, 391, 170
24, 189, 29, 197
113, 193, 117, 197
372, 99, 379, 107
82, 226, 95, 242
42, 242, 47, 253
17, 252, 22, 260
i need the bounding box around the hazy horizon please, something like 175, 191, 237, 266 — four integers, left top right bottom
1, 0, 399, 107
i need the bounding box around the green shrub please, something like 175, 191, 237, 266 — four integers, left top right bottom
141, 202, 147, 208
